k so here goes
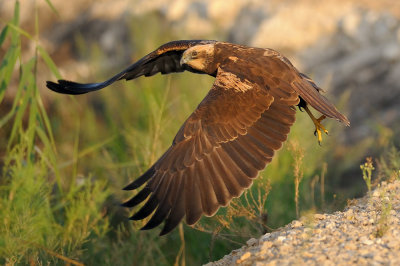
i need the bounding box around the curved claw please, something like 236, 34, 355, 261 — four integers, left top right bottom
304, 106, 329, 145
314, 116, 328, 145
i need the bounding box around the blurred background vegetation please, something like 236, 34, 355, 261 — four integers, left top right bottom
1, 0, 399, 265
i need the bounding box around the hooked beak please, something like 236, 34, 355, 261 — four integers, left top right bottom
180, 53, 190, 66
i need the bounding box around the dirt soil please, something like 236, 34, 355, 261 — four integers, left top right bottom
206, 180, 400, 265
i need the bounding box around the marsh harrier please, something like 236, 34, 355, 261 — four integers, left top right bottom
47, 40, 349, 235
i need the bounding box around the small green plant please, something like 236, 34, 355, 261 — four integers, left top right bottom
377, 146, 400, 182
360, 157, 375, 193
375, 192, 392, 238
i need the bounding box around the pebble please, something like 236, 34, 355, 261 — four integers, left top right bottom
314, 214, 326, 220
262, 241, 273, 249
345, 209, 354, 216
292, 220, 303, 228
277, 236, 286, 242
363, 239, 374, 245
246, 238, 258, 246
236, 252, 251, 263
325, 222, 336, 229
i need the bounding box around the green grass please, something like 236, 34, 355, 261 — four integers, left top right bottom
1, 1, 397, 265
0, 2, 110, 265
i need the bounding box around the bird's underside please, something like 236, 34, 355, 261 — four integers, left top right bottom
47, 40, 349, 235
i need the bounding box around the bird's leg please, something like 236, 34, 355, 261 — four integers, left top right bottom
303, 105, 328, 145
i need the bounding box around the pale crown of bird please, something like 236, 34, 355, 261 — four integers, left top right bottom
180, 44, 216, 74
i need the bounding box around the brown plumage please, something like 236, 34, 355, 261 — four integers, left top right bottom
46, 40, 349, 236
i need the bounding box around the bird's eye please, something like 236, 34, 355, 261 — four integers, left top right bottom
192, 51, 198, 58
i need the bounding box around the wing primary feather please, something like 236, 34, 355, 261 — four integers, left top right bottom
141, 203, 171, 230
195, 159, 219, 216
183, 139, 196, 167
213, 147, 250, 194
203, 154, 230, 206
129, 194, 158, 220
220, 143, 258, 178
253, 120, 288, 143
250, 125, 283, 150
163, 172, 183, 210
245, 130, 275, 158
123, 167, 156, 190
266, 106, 296, 125
159, 176, 186, 235
230, 139, 266, 171
128, 171, 170, 221
185, 166, 203, 225
121, 187, 151, 207
140, 176, 175, 230
258, 113, 291, 135
239, 134, 273, 162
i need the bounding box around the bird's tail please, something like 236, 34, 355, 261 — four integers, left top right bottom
293, 74, 350, 126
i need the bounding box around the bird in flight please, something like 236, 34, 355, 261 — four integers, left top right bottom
47, 40, 349, 235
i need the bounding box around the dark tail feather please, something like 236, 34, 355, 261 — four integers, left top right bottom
293, 80, 350, 126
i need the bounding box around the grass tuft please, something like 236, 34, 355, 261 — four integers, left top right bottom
360, 157, 375, 193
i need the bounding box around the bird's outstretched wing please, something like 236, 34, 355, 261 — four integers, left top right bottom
46, 40, 216, 95
122, 67, 299, 235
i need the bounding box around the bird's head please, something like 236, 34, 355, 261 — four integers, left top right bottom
180, 44, 216, 74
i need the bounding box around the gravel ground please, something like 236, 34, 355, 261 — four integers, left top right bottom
206, 180, 400, 266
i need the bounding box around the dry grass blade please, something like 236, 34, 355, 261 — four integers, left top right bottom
289, 140, 305, 218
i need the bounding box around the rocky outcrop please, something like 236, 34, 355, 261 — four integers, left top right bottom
206, 180, 400, 265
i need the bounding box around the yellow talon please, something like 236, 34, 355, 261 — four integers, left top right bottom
303, 106, 328, 145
